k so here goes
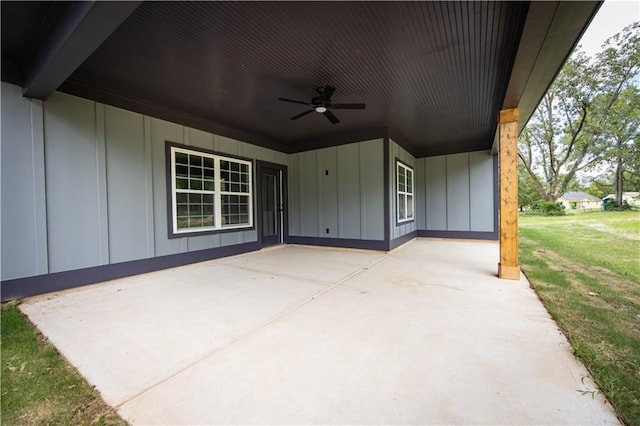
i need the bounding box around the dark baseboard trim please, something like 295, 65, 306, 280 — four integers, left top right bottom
417, 230, 498, 240
1, 241, 261, 302
389, 231, 417, 250
287, 236, 388, 251
2, 231, 499, 301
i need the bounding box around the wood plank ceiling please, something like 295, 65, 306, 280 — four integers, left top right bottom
4, 1, 532, 155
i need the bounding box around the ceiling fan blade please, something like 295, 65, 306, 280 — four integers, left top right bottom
290, 109, 315, 120
278, 98, 311, 106
319, 85, 336, 103
324, 110, 340, 124
331, 103, 366, 110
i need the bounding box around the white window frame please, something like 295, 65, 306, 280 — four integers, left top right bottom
396, 161, 414, 223
170, 146, 253, 235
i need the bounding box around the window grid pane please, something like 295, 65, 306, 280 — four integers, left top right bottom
173, 147, 252, 233
176, 191, 215, 230
221, 194, 251, 226
220, 160, 251, 195
397, 162, 414, 222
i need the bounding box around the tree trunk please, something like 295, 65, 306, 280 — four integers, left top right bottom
615, 137, 624, 206
615, 155, 624, 206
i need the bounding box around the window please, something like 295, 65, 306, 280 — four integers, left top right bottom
397, 161, 414, 223
170, 145, 252, 235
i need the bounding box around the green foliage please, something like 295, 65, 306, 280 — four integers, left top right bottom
518, 159, 543, 209
531, 200, 566, 216
1, 304, 126, 425
519, 211, 640, 425
583, 182, 605, 199
623, 169, 640, 192
519, 23, 640, 203
604, 198, 633, 211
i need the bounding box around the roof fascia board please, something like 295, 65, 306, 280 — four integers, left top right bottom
502, 1, 602, 133
502, 1, 560, 111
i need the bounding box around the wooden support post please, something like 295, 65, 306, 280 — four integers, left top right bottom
498, 108, 520, 280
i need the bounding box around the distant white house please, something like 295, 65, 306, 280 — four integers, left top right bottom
603, 192, 640, 207
556, 192, 602, 211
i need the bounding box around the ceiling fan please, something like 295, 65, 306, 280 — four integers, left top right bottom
278, 85, 366, 124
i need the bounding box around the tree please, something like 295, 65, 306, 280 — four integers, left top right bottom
518, 159, 542, 210
594, 86, 640, 204
583, 182, 604, 199
588, 176, 615, 198
591, 22, 640, 205
519, 23, 640, 202
519, 52, 599, 201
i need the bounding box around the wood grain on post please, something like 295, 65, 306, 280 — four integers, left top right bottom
498, 108, 520, 280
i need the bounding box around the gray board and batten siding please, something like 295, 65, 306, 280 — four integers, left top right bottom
1, 84, 288, 299
1, 82, 497, 300
387, 140, 497, 247
417, 151, 498, 240
288, 139, 386, 248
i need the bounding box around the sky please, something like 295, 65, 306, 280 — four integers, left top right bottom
577, 0, 639, 57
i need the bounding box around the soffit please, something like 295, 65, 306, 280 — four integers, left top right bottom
2, 1, 599, 156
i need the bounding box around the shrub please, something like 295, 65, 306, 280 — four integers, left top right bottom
603, 199, 632, 211
531, 200, 566, 216
614, 201, 632, 211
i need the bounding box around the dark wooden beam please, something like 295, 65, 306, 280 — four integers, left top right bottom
22, 1, 141, 100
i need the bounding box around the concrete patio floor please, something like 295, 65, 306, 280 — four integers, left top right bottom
20, 239, 619, 425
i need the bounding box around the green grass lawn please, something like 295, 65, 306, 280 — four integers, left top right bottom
1, 304, 127, 425
519, 210, 640, 425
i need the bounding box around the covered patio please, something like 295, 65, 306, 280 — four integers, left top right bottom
3, 1, 616, 422
21, 239, 618, 424
2, 1, 601, 300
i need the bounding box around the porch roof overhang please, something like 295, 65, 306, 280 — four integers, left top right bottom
1, 1, 600, 157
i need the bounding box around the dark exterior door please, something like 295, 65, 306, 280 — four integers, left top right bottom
259, 165, 284, 246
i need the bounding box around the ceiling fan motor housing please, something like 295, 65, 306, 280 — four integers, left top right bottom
312, 96, 327, 111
